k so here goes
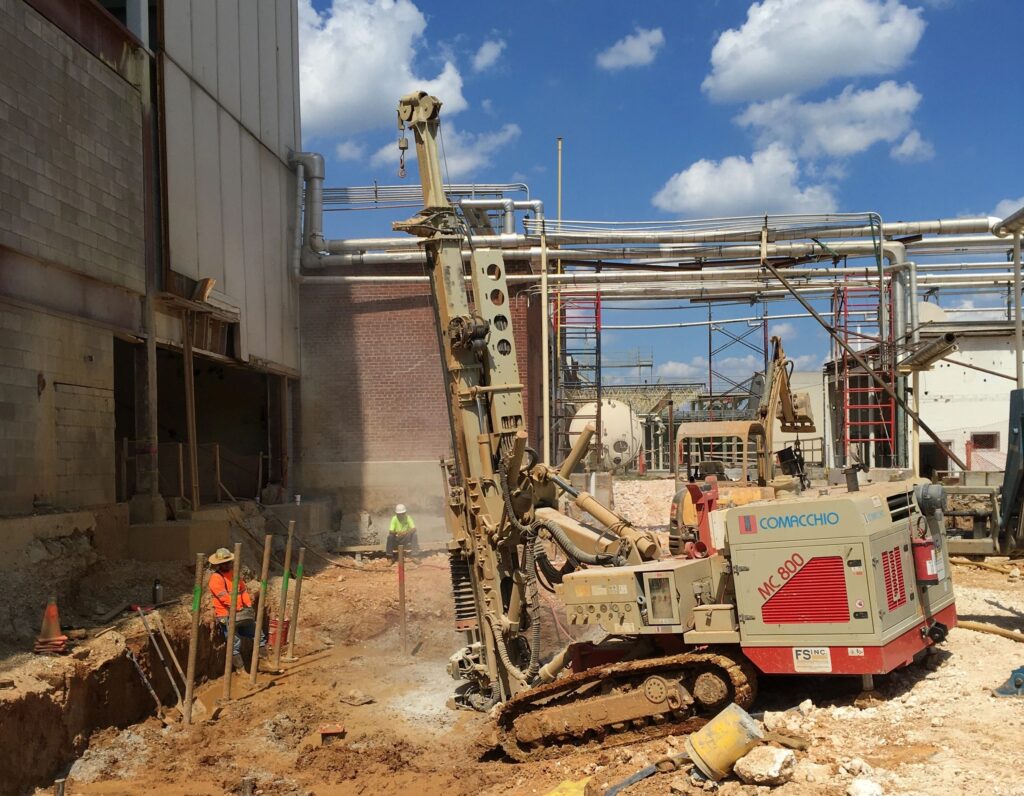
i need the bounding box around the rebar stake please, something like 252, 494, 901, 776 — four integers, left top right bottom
250, 534, 274, 684
183, 552, 204, 724
398, 545, 408, 655
286, 547, 306, 661
222, 542, 243, 700
273, 520, 296, 669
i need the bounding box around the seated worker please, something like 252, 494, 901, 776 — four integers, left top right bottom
208, 547, 266, 670
386, 504, 418, 562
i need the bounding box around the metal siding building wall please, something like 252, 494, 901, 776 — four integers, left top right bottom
161, 0, 299, 371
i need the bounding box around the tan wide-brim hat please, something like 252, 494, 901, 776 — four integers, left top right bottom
208, 547, 234, 566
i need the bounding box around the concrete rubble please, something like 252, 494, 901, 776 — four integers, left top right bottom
733, 746, 796, 786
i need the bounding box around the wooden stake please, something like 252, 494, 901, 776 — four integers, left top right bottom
273, 520, 295, 669
183, 553, 204, 724
398, 545, 408, 655
222, 542, 243, 700
286, 547, 306, 660
249, 534, 273, 684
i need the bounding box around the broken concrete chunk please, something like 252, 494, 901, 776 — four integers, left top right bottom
792, 760, 831, 784
846, 778, 883, 796
796, 699, 814, 716
734, 746, 796, 786
841, 758, 874, 777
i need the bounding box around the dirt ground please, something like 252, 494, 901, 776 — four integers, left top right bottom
10, 547, 1016, 796
4, 478, 1023, 796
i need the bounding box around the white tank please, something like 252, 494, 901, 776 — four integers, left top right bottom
568, 399, 643, 471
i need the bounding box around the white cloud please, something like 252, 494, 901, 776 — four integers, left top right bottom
596, 27, 665, 71
791, 353, 826, 371
472, 38, 506, 71
993, 196, 1024, 220
299, 0, 467, 138
481, 98, 494, 115
656, 359, 705, 381
946, 298, 1007, 322
370, 123, 521, 179
769, 321, 796, 339
334, 140, 366, 161
652, 143, 836, 217
702, 0, 926, 102
737, 81, 924, 159
890, 130, 935, 162
657, 354, 775, 384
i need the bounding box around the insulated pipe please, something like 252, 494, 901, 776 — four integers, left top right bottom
289, 152, 325, 252
1015, 232, 1023, 388
307, 235, 1009, 269
460, 198, 515, 233
526, 216, 1000, 245
909, 259, 921, 474
290, 161, 306, 283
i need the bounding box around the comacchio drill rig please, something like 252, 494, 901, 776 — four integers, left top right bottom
394, 93, 957, 760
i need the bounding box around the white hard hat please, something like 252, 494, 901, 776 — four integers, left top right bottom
395, 504, 407, 514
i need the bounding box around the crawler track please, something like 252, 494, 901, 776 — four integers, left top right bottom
495, 649, 757, 762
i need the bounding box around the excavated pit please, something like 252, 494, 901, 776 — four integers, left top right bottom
0, 612, 223, 796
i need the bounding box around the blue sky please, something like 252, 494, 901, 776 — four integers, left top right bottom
299, 0, 1024, 386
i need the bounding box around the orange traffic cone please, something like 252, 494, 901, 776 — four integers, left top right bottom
34, 596, 68, 655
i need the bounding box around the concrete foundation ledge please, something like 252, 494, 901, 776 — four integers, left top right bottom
0, 510, 97, 558
126, 519, 231, 561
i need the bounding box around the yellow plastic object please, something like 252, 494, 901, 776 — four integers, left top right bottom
543, 777, 591, 796
685, 703, 765, 781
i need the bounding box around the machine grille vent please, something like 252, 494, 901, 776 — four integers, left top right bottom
761, 556, 849, 624
881, 547, 907, 611
886, 492, 913, 523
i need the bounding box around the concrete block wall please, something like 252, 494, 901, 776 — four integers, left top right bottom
0, 0, 145, 292
0, 302, 115, 514
296, 280, 538, 542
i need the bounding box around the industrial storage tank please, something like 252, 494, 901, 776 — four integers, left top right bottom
568, 399, 643, 471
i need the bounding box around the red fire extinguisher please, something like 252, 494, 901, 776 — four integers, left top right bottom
912, 537, 939, 584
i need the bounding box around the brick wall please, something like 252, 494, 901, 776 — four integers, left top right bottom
296, 279, 538, 533
0, 302, 115, 514
0, 0, 145, 292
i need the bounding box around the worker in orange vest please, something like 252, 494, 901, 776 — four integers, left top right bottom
208, 547, 266, 670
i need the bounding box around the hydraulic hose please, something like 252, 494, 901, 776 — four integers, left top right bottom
484, 612, 532, 684
535, 519, 628, 567
498, 459, 544, 680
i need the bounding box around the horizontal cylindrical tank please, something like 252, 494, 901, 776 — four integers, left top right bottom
568, 399, 642, 471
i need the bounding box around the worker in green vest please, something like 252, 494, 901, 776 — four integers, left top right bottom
386, 503, 418, 562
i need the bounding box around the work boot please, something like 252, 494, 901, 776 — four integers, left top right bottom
232, 653, 245, 672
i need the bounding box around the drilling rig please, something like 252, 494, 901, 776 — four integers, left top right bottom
395, 92, 957, 761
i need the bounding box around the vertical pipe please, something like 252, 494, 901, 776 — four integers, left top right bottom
554, 137, 563, 462
910, 261, 921, 475
53, 779, 66, 796
286, 547, 306, 660
215, 444, 222, 502
182, 313, 200, 509
892, 270, 906, 468
273, 521, 295, 669
541, 227, 550, 463
668, 400, 676, 484
594, 284, 602, 469
120, 437, 128, 501
178, 443, 185, 499
221, 542, 242, 700
398, 545, 408, 654
183, 552, 204, 724
1015, 232, 1022, 389
249, 534, 273, 684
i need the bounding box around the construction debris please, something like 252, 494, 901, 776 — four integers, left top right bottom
733, 746, 795, 786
